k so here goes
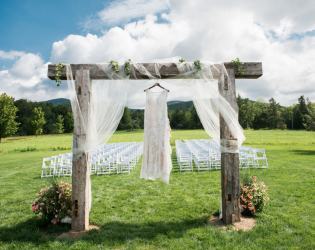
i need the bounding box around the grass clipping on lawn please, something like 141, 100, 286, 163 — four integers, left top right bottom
208, 215, 256, 231
58, 225, 100, 240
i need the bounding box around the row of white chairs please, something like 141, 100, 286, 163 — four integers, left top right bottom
41, 153, 73, 178
41, 142, 143, 178
175, 139, 268, 172
239, 146, 268, 169
175, 140, 193, 171
91, 142, 143, 175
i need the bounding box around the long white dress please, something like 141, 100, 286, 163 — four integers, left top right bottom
140, 89, 172, 184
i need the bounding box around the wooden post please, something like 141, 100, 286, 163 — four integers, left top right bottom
71, 69, 91, 231
219, 68, 241, 224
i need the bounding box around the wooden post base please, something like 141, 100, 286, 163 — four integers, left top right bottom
219, 68, 241, 224
71, 69, 91, 231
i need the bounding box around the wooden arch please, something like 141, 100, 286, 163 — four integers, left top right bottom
48, 62, 263, 231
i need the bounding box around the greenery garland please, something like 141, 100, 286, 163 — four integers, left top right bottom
194, 59, 202, 72
110, 60, 119, 73
231, 57, 244, 76
55, 62, 67, 87
124, 59, 132, 76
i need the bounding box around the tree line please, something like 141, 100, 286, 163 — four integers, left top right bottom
0, 92, 314, 142
117, 104, 203, 131
237, 94, 315, 130
0, 93, 74, 142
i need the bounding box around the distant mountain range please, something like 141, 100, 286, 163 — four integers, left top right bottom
43, 98, 257, 111
167, 100, 193, 111
43, 98, 195, 110
43, 98, 71, 106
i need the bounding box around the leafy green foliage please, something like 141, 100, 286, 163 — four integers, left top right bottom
194, 59, 202, 72
32, 180, 72, 224
55, 62, 67, 87
124, 59, 132, 76
179, 58, 185, 63
237, 95, 255, 129
188, 105, 202, 129
231, 57, 244, 76
63, 112, 74, 133
267, 97, 286, 129
53, 115, 64, 134
29, 107, 46, 137
303, 99, 315, 131
14, 100, 72, 135
110, 60, 119, 73
237, 94, 312, 130
0, 93, 20, 142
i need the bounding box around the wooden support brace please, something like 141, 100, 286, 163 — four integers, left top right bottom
219, 68, 241, 224
71, 69, 92, 231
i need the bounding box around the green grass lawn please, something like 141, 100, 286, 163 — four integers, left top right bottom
0, 130, 314, 249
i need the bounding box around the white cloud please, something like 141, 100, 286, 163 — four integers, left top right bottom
0, 52, 71, 102
50, 0, 315, 107
0, 50, 25, 60
82, 0, 170, 30
3, 0, 315, 107
10, 53, 46, 80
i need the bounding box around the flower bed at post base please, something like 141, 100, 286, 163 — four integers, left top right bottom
240, 176, 269, 215
32, 181, 72, 224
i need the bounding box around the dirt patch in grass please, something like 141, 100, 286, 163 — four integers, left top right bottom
58, 225, 100, 240
208, 215, 256, 231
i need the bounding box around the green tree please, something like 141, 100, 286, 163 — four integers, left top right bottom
267, 97, 286, 129
240, 98, 255, 129
170, 108, 180, 128
0, 93, 20, 142
29, 107, 46, 137
118, 107, 132, 130
54, 115, 64, 134
64, 112, 74, 133
237, 94, 245, 126
252, 97, 268, 129
303, 99, 315, 131
298, 95, 308, 116
188, 105, 202, 129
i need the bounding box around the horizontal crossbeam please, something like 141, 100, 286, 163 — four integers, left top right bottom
47, 62, 262, 80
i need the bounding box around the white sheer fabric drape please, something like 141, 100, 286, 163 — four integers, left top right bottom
66, 57, 245, 208
67, 59, 244, 154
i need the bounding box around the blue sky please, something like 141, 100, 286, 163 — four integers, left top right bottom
0, 0, 108, 66
0, 0, 315, 108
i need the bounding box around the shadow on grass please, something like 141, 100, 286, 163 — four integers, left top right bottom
290, 150, 315, 155
0, 215, 209, 245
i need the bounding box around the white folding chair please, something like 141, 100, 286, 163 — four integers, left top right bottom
253, 149, 268, 169
239, 149, 249, 169
59, 155, 72, 177
97, 154, 111, 175
41, 157, 55, 178
53, 155, 63, 176
117, 155, 131, 174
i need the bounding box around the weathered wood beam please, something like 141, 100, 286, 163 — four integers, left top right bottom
47, 62, 262, 80
71, 69, 91, 231
218, 68, 241, 224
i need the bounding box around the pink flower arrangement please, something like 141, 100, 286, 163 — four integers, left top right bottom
31, 181, 72, 224
240, 175, 269, 215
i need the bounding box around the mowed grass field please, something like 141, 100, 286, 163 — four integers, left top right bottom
0, 130, 314, 249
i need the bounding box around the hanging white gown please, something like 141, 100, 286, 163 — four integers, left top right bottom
140, 89, 172, 184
